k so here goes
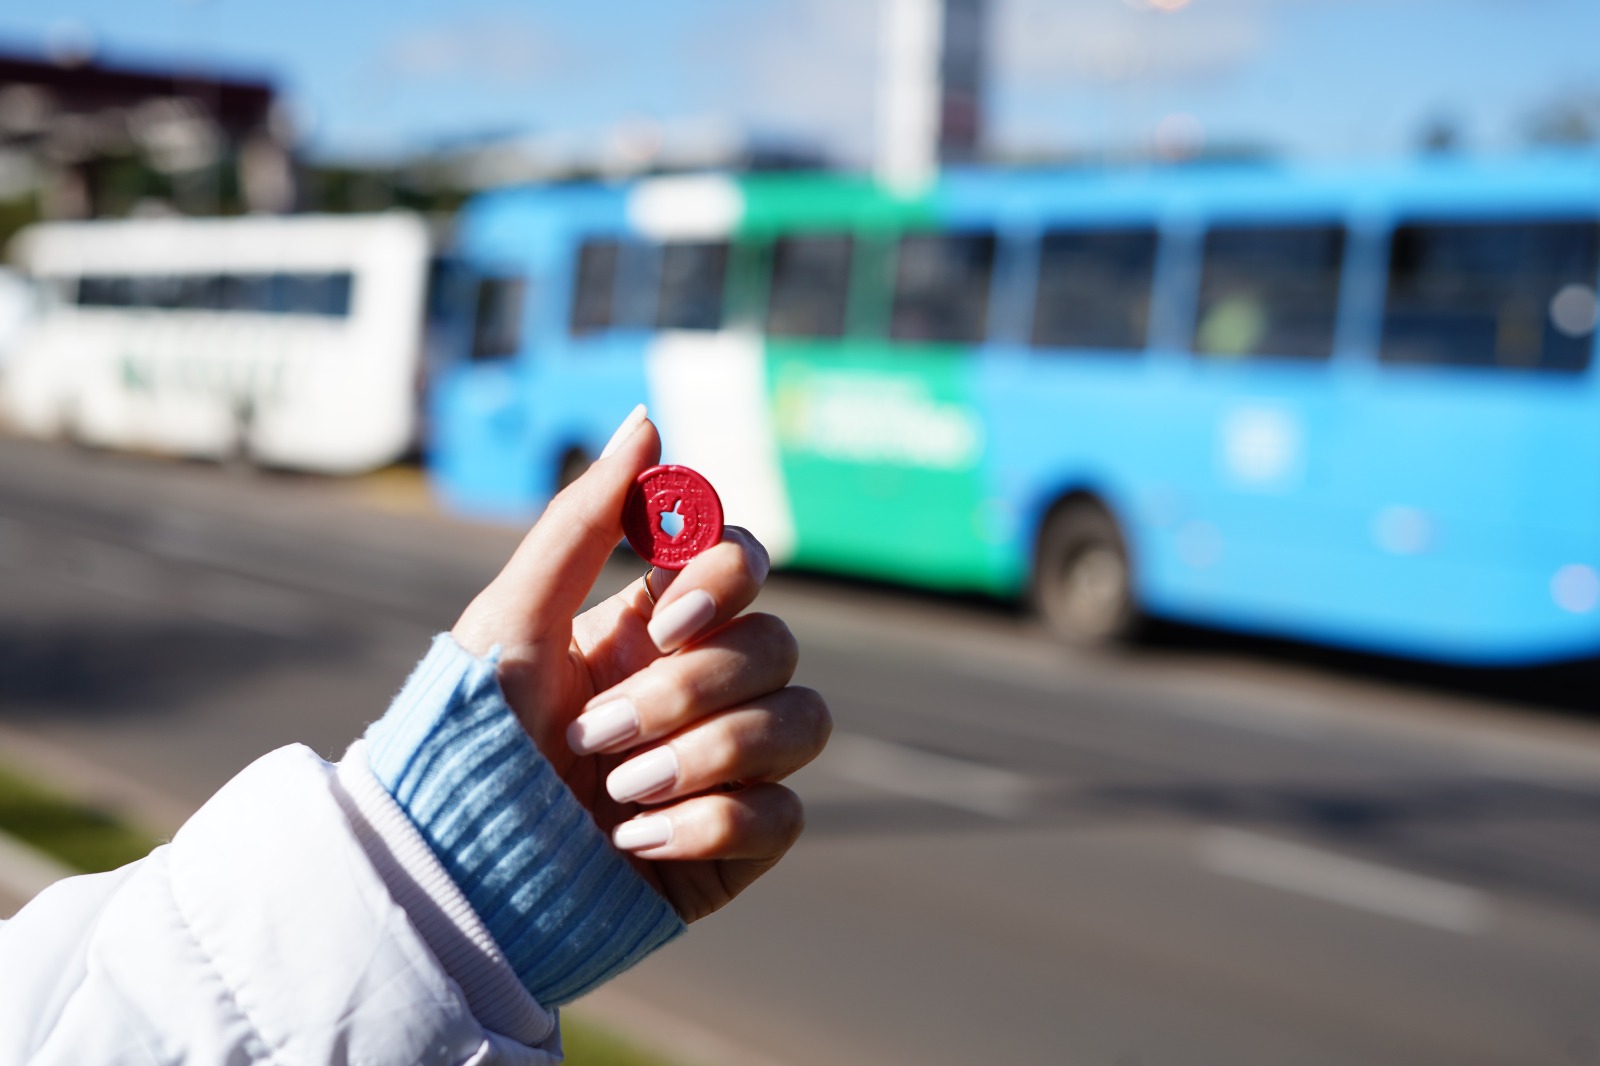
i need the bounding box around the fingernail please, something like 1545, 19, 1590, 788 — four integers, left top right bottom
647, 589, 717, 653
607, 746, 679, 803
567, 698, 640, 755
599, 403, 648, 459
613, 815, 673, 851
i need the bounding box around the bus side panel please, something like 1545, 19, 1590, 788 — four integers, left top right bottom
1318, 372, 1600, 664
976, 345, 1187, 605
994, 352, 1600, 667
1135, 364, 1351, 641
766, 339, 1001, 590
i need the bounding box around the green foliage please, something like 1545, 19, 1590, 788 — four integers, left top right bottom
0, 762, 159, 874
302, 163, 468, 215
0, 194, 41, 252
561, 1014, 692, 1066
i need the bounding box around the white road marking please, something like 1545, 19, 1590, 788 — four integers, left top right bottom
58, 538, 167, 601
55, 535, 314, 637
188, 573, 315, 639
0, 826, 76, 906
1197, 827, 1493, 935
821, 732, 1041, 819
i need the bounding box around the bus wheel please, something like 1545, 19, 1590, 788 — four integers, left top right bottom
1033, 502, 1137, 646
222, 402, 257, 472
555, 446, 591, 492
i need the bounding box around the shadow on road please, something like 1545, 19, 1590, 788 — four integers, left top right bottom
776, 565, 1600, 719
806, 772, 1600, 913
0, 619, 354, 719
1134, 619, 1600, 719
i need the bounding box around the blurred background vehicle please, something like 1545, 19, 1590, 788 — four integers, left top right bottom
430, 160, 1600, 666
4, 212, 432, 472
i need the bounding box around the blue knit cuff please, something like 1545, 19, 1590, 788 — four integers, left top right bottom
364, 633, 685, 1007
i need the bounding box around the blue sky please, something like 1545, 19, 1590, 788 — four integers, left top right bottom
1, 0, 1596, 166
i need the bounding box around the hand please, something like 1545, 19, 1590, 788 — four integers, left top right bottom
451, 409, 830, 923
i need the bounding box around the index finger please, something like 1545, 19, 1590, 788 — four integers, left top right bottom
454, 406, 660, 656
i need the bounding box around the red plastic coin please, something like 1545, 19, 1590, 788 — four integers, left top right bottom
622, 464, 724, 570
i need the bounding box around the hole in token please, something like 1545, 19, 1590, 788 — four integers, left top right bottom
659, 500, 686, 539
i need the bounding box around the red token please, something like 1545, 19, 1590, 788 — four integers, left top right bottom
622, 465, 724, 570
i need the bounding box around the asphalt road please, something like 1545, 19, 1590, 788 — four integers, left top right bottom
2, 435, 1599, 1066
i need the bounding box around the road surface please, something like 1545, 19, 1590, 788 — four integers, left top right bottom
1, 436, 1598, 1066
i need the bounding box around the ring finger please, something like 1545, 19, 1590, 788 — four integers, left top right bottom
603, 686, 831, 806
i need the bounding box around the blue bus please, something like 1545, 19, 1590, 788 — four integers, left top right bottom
428, 159, 1600, 665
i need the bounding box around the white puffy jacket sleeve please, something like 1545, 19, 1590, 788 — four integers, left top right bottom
0, 635, 684, 1065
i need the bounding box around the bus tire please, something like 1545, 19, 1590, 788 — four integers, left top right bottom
222, 401, 257, 472
1033, 500, 1138, 646
555, 446, 591, 492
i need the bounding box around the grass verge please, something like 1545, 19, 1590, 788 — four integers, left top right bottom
0, 761, 160, 873
562, 1014, 693, 1066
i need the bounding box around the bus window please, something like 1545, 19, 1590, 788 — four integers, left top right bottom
77, 276, 132, 307
570, 239, 620, 335
472, 276, 527, 361
218, 274, 272, 313
1194, 224, 1345, 360
1031, 227, 1158, 352
323, 273, 355, 317
286, 273, 353, 317
890, 231, 996, 344
766, 234, 853, 340
656, 242, 727, 332
128, 275, 187, 310
1380, 220, 1600, 373
182, 275, 224, 311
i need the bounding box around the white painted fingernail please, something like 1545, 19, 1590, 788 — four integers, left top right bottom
646, 588, 717, 653
607, 746, 679, 803
567, 698, 640, 755
599, 403, 648, 459
613, 815, 673, 851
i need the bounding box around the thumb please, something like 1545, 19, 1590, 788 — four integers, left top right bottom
454, 406, 660, 654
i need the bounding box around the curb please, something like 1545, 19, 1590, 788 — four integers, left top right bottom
0, 826, 75, 913
571, 984, 797, 1066
0, 724, 191, 839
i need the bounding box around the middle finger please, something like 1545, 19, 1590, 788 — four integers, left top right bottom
568, 611, 799, 756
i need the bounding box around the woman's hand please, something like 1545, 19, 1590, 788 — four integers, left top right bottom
451, 408, 830, 923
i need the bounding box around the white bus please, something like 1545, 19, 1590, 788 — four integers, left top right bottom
1, 212, 432, 474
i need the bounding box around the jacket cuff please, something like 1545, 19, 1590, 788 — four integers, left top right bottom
364, 633, 684, 1007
